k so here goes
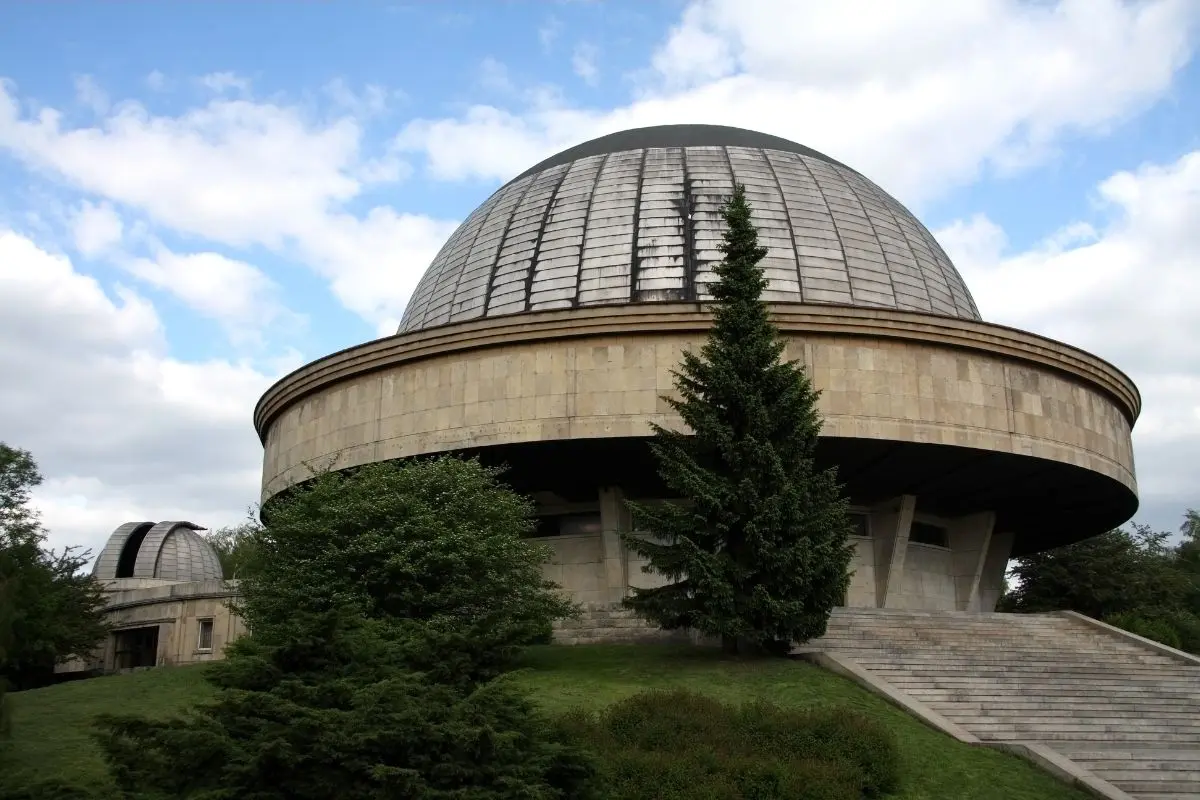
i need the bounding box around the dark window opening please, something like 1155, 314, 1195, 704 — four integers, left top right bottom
113, 626, 159, 670
909, 521, 949, 548
197, 618, 214, 651
849, 513, 869, 537
533, 513, 603, 537
115, 522, 154, 578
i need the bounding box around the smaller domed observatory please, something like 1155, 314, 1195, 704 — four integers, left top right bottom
75, 521, 243, 673
255, 124, 1140, 631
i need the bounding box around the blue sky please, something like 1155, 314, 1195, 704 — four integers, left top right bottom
0, 0, 1197, 558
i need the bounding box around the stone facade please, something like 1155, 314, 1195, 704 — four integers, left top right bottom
532, 486, 1012, 615
258, 305, 1137, 501
58, 579, 244, 675
250, 303, 1137, 615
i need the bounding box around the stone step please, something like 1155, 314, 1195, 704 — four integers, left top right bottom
1092, 766, 1200, 778
879, 674, 1200, 687
820, 637, 1156, 654
981, 730, 1200, 743
945, 716, 1200, 732
821, 634, 1158, 646
914, 691, 1200, 704
1061, 749, 1200, 762
938, 707, 1200, 720
884, 682, 1200, 696
822, 634, 1153, 650
974, 729, 1200, 743
1107, 781, 1200, 795
816, 610, 1200, 797
930, 699, 1195, 712
848, 660, 1197, 673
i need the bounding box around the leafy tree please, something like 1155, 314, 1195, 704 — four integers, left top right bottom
238, 457, 576, 685
204, 517, 263, 579
1178, 509, 1200, 578
622, 184, 855, 655
96, 456, 595, 799
0, 444, 108, 690
1002, 524, 1188, 619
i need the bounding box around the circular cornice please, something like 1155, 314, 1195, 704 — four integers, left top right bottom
254, 303, 1141, 443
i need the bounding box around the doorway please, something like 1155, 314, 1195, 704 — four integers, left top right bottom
112, 626, 160, 670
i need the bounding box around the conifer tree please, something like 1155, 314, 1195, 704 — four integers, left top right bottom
622, 184, 854, 655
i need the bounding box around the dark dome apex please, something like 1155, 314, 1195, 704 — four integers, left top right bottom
512, 124, 856, 182
399, 124, 981, 334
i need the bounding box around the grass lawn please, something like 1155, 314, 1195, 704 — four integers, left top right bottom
2, 644, 1089, 799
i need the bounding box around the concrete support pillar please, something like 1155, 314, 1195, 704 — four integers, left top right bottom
948, 511, 997, 611
975, 531, 1015, 612
598, 486, 631, 603
872, 494, 916, 608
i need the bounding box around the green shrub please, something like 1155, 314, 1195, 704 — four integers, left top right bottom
1160, 609, 1200, 654
556, 689, 899, 799
1105, 612, 1183, 649
0, 779, 112, 799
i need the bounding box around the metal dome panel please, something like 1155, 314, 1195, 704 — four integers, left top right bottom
131, 521, 224, 582
91, 521, 155, 579
398, 125, 980, 334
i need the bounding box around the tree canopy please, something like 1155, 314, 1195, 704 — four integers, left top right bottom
204, 518, 262, 580
96, 456, 595, 799
0, 443, 108, 691
622, 184, 855, 655
1002, 514, 1200, 654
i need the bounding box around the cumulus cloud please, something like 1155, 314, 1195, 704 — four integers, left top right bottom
199, 71, 251, 95
70, 200, 123, 257
394, 0, 1197, 206
943, 149, 1200, 529
0, 80, 457, 329
0, 230, 298, 559
572, 42, 601, 86
144, 71, 168, 92
123, 248, 297, 339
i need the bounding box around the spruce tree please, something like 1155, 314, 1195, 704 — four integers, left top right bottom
622, 184, 854, 655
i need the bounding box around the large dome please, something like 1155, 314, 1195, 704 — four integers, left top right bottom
398, 125, 980, 334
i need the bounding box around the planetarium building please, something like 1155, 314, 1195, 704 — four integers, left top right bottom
253, 125, 1139, 630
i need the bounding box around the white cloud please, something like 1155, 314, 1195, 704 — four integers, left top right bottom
943, 149, 1200, 529
394, 0, 1197, 207
70, 200, 123, 257
144, 71, 168, 92
73, 75, 109, 115
572, 42, 601, 86
0, 230, 297, 559
123, 248, 294, 337
298, 208, 458, 337
539, 16, 563, 52
478, 57, 515, 94
322, 79, 398, 118
199, 71, 251, 95
0, 80, 457, 330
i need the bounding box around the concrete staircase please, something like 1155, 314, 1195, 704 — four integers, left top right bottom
811, 608, 1200, 800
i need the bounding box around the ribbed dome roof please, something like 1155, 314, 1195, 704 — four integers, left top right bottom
398, 125, 980, 334
92, 520, 224, 583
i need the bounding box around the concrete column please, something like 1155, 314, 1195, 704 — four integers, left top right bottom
872, 495, 916, 608
598, 486, 631, 603
975, 531, 1015, 612
948, 511, 997, 611
155, 622, 173, 667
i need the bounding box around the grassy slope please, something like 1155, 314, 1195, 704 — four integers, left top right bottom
3, 645, 1088, 800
